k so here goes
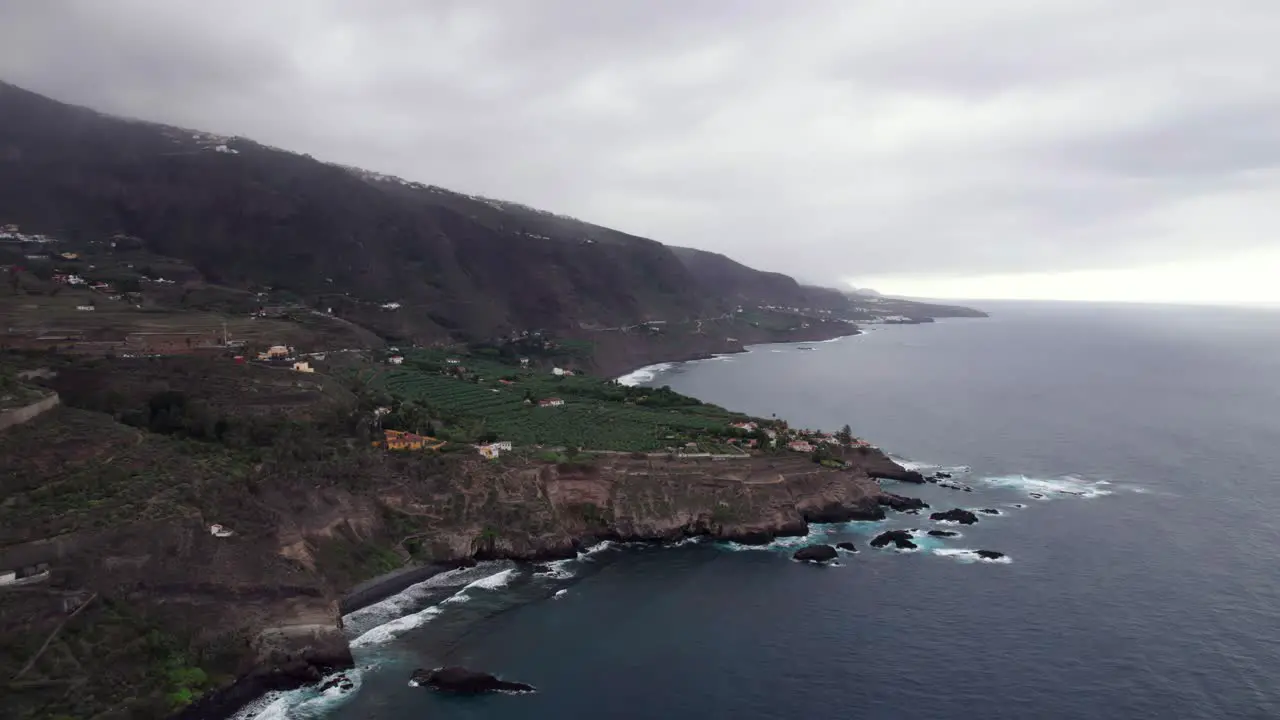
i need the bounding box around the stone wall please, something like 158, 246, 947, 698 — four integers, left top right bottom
0, 392, 60, 432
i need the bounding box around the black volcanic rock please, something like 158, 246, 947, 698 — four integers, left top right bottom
870, 469, 926, 484
870, 530, 917, 550
927, 530, 959, 538
878, 494, 929, 512
836, 541, 857, 552
793, 544, 839, 563
975, 550, 1006, 560
930, 508, 979, 525
978, 508, 1001, 515
932, 471, 952, 480
411, 667, 535, 695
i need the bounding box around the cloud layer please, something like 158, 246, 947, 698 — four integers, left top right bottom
2, 1, 1279, 298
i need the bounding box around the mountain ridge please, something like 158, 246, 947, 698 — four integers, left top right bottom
0, 79, 981, 350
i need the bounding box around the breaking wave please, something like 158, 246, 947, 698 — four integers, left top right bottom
341, 565, 486, 639
534, 559, 577, 580
888, 456, 972, 475
348, 604, 444, 649
932, 548, 1013, 564
979, 474, 1115, 499
616, 363, 675, 386
233, 666, 368, 720
464, 568, 515, 591
346, 565, 514, 649
577, 540, 616, 560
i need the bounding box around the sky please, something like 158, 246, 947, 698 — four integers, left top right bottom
1, 1, 1278, 304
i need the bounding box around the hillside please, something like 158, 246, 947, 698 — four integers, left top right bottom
0, 80, 982, 353
0, 352, 925, 720
0, 81, 716, 343
669, 246, 852, 310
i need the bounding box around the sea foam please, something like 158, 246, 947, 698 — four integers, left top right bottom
233, 666, 367, 720
616, 363, 675, 386
979, 474, 1114, 499
932, 548, 1013, 564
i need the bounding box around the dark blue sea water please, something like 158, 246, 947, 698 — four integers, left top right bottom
247, 301, 1280, 720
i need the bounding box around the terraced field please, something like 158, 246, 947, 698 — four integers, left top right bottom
376, 361, 747, 451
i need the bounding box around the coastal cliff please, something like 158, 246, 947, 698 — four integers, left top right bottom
0, 405, 922, 718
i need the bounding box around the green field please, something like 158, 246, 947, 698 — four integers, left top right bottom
372, 351, 750, 452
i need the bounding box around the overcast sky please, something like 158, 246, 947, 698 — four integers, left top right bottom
2, 1, 1279, 303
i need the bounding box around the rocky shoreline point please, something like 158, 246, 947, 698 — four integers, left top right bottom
158, 445, 934, 718
410, 667, 536, 695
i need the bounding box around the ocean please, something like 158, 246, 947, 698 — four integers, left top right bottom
243, 300, 1280, 720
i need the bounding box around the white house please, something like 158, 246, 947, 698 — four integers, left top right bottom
476, 441, 513, 459
446, 358, 460, 365
380, 302, 401, 310
519, 357, 530, 367
292, 361, 314, 373
210, 524, 235, 538
552, 367, 565, 376
539, 398, 565, 407
76, 305, 95, 312
388, 355, 404, 365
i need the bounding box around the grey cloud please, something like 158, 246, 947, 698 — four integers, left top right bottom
2, 0, 1279, 286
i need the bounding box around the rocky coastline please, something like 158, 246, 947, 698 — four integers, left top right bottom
162, 327, 936, 719
588, 322, 863, 380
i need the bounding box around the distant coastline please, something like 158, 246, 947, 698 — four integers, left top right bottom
615, 332, 863, 387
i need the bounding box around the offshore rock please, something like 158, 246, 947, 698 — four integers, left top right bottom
411, 667, 535, 694
930, 508, 979, 525
870, 530, 917, 550
793, 544, 839, 563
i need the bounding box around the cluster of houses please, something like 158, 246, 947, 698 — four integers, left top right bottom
725, 419, 872, 454
245, 344, 314, 373
371, 428, 514, 460
0, 224, 57, 244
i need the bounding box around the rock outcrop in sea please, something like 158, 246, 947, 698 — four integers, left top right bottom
930, 508, 980, 525
793, 544, 839, 562
870, 530, 918, 550
411, 667, 535, 694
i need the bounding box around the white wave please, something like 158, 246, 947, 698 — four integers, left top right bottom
932, 548, 1012, 564
615, 362, 675, 386
979, 474, 1114, 499
342, 565, 501, 637
554, 589, 568, 598
349, 604, 443, 648
533, 559, 576, 580
233, 667, 366, 720
463, 568, 516, 591
577, 541, 615, 560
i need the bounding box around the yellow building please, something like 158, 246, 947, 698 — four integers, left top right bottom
377, 429, 445, 451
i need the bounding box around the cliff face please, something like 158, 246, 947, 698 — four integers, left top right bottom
0, 408, 922, 718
